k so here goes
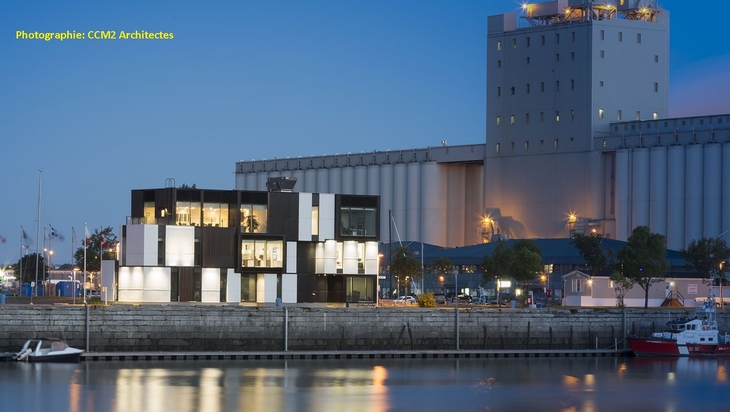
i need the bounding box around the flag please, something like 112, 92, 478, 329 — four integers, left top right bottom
21, 226, 31, 248
101, 233, 107, 249
49, 225, 65, 241
84, 226, 91, 248
72, 227, 77, 245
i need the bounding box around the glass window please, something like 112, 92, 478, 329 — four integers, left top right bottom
241, 204, 268, 233
242, 239, 283, 268
496, 116, 501, 126
496, 143, 500, 153
555, 111, 560, 122
240, 274, 256, 302
144, 202, 156, 225
346, 276, 373, 303
599, 108, 604, 119
340, 207, 376, 237
570, 110, 575, 120
510, 115, 515, 125
497, 41, 501, 51
312, 206, 319, 236
524, 141, 529, 151
203, 202, 228, 227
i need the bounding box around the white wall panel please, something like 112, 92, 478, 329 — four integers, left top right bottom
343, 241, 358, 275
323, 240, 336, 274
667, 145, 685, 251
201, 268, 220, 303
703, 144, 722, 238
649, 147, 667, 236
298, 192, 313, 241
685, 144, 704, 244
143, 266, 171, 303
286, 241, 297, 274
101, 260, 115, 301
125, 224, 158, 266
319, 193, 336, 240
282, 273, 297, 303
165, 226, 195, 267
117, 266, 144, 302
365, 241, 379, 275
257, 273, 277, 303
316, 242, 325, 274
406, 162, 421, 242
226, 268, 240, 303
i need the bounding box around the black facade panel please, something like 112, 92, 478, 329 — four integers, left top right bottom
201, 227, 236, 268
297, 274, 330, 303
296, 242, 317, 275
131, 190, 144, 218
268, 192, 299, 240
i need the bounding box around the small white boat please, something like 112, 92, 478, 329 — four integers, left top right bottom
14, 338, 84, 363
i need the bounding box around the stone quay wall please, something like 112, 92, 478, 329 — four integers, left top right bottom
1, 305, 727, 353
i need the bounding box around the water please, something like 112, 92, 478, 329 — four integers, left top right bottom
1, 357, 728, 412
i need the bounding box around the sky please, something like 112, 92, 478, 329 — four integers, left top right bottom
1, 0, 729, 267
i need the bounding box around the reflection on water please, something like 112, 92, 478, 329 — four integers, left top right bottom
1, 357, 729, 412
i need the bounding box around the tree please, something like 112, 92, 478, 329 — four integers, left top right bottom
430, 257, 453, 277
14, 253, 47, 285
242, 215, 260, 233
609, 271, 634, 308
73, 227, 118, 273
680, 237, 730, 284
571, 232, 608, 274
390, 245, 422, 296
179, 183, 197, 189
617, 226, 669, 308
508, 240, 543, 296
480, 240, 510, 286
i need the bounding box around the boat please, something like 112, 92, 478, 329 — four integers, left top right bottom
14, 338, 84, 363
628, 294, 730, 357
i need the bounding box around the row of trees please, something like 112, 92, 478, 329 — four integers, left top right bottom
389, 225, 730, 308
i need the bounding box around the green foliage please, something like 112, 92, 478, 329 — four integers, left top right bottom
481, 240, 542, 296
73, 227, 118, 273
430, 257, 453, 276
480, 241, 510, 285
680, 237, 730, 283
390, 245, 422, 283
617, 226, 669, 308
571, 232, 610, 273
609, 271, 634, 308
14, 253, 47, 285
418, 292, 437, 308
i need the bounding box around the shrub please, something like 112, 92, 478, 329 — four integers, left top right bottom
419, 292, 436, 308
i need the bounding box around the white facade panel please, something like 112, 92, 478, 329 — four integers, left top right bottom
343, 241, 358, 275
703, 144, 722, 238
298, 192, 313, 241
143, 266, 171, 303
649, 146, 668, 236
667, 145, 685, 251
286, 241, 297, 274
315, 242, 325, 274
685, 144, 704, 244
125, 224, 158, 267
226, 268, 240, 303
257, 273, 278, 303
323, 239, 337, 274
319, 193, 336, 241
165, 225, 195, 267
282, 273, 297, 303
201, 267, 220, 303
632, 148, 650, 228
406, 162, 421, 242
101, 260, 115, 301
117, 266, 144, 302
365, 241, 379, 275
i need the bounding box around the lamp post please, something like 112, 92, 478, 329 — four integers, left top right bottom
455, 269, 459, 350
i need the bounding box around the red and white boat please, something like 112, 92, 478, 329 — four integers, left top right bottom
628, 295, 730, 357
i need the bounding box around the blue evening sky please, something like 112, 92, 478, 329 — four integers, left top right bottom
1, 0, 728, 266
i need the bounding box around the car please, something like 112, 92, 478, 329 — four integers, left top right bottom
395, 296, 417, 304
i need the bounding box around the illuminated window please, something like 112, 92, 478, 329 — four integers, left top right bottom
510, 115, 515, 125
599, 108, 604, 119
496, 143, 500, 153
176, 201, 201, 226
241, 239, 283, 268
554, 139, 559, 150
311, 206, 319, 236
497, 41, 502, 51
144, 201, 156, 225
636, 111, 641, 120
617, 110, 622, 120
555, 111, 560, 122
653, 112, 658, 120
572, 278, 583, 292
241, 204, 268, 233
496, 116, 501, 126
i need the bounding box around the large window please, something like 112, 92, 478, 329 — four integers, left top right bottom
241, 239, 283, 268
240, 274, 256, 302
340, 207, 376, 237
176, 201, 201, 226
203, 202, 229, 227
346, 276, 374, 303
241, 204, 268, 233
144, 202, 156, 224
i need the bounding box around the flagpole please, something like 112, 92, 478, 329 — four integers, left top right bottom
19, 226, 24, 290
71, 227, 76, 304
33, 171, 42, 302
100, 226, 103, 302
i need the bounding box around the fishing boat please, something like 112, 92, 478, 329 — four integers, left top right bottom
628, 294, 730, 357
14, 338, 84, 363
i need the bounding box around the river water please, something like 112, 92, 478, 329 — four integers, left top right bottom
0, 356, 728, 412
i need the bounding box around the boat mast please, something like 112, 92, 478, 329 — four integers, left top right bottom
33, 170, 42, 301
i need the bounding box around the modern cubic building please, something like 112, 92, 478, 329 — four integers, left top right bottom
234, 0, 729, 251
116, 185, 381, 304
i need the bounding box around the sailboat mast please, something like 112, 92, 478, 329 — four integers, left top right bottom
33, 170, 42, 301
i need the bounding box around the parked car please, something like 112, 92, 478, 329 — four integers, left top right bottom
434, 293, 446, 305
395, 296, 417, 304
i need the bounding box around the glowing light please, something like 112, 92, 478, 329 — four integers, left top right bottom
521, 3, 528, 10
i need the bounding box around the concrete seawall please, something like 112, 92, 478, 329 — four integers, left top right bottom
1, 305, 726, 352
